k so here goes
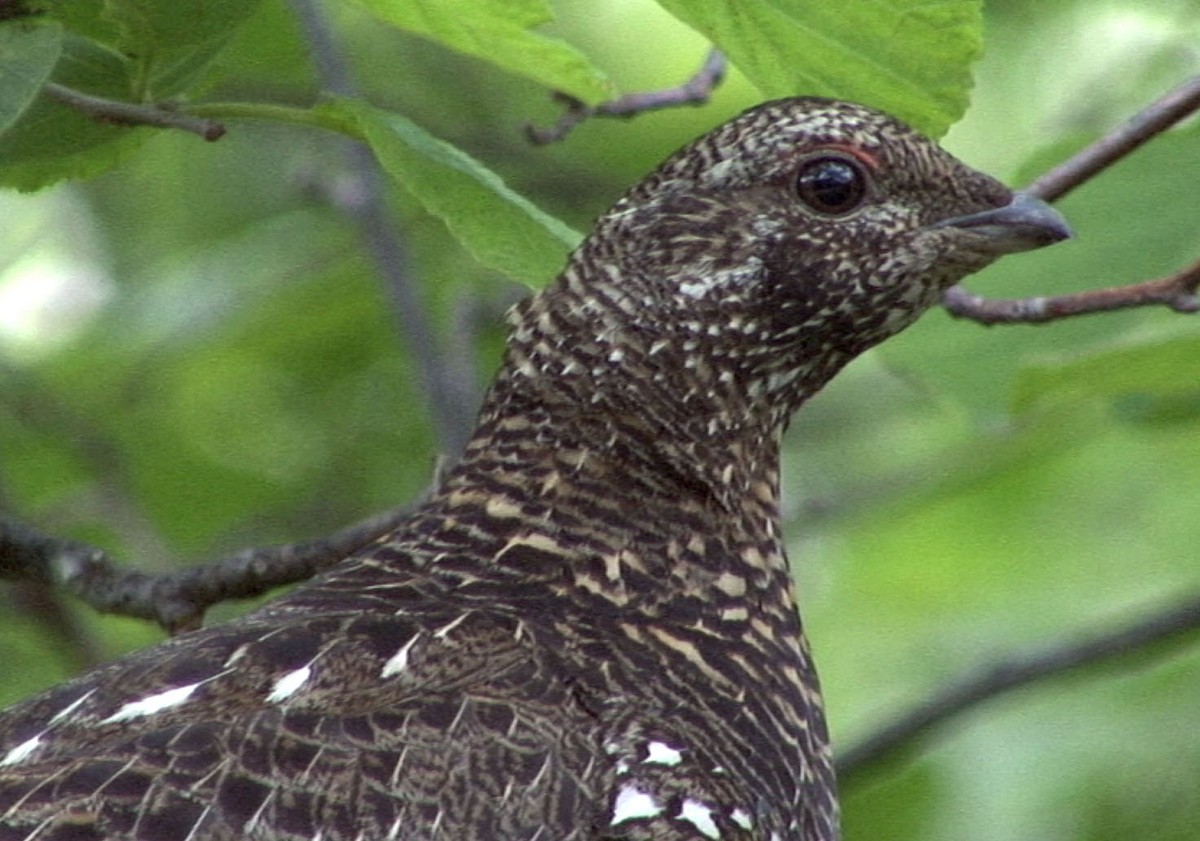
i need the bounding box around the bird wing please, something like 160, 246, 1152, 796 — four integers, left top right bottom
0, 591, 605, 840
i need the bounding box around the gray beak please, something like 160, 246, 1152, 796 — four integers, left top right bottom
935, 192, 1073, 254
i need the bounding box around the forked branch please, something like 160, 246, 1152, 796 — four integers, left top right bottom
526, 49, 727, 145
944, 74, 1200, 324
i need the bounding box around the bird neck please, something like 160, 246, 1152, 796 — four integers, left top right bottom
416, 273, 812, 620
447, 369, 787, 546
428, 405, 801, 635
455, 254, 849, 517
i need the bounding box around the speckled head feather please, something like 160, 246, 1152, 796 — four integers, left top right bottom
479, 97, 1066, 506
0, 98, 1068, 841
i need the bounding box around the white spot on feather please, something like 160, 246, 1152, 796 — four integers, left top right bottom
267, 665, 312, 703
643, 741, 683, 766
678, 798, 720, 838
102, 682, 201, 723
0, 735, 42, 767
611, 783, 662, 825
731, 808, 753, 830
381, 634, 421, 678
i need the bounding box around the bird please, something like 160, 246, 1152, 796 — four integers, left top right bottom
0, 97, 1070, 841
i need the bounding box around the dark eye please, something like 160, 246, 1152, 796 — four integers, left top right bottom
795, 156, 869, 216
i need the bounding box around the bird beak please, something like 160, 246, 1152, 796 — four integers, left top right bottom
934, 192, 1073, 254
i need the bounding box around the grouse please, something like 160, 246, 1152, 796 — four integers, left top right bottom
0, 98, 1070, 841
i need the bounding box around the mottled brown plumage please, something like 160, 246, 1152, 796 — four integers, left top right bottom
0, 98, 1069, 841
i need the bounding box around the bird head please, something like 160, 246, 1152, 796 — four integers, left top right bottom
503, 98, 1070, 436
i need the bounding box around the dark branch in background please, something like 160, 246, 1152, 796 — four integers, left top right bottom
290, 0, 480, 456
526, 49, 727, 145
0, 505, 416, 634
0, 480, 101, 671
838, 593, 1200, 784
944, 74, 1200, 324
44, 83, 226, 141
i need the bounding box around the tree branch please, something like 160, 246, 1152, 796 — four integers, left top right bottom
526, 49, 727, 145
44, 83, 226, 141
1025, 74, 1200, 204
0, 505, 417, 634
0, 480, 101, 672
943, 257, 1200, 324
837, 593, 1200, 784
944, 73, 1200, 325
289, 0, 480, 456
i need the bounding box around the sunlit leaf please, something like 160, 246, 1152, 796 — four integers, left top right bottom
653, 0, 983, 136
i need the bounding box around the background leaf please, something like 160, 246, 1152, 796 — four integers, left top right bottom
348, 0, 612, 104
101, 0, 265, 97
0, 33, 147, 191
338, 98, 582, 287
0, 1, 264, 190
653, 0, 983, 136
0, 22, 62, 136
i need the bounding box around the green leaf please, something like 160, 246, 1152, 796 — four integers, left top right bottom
1013, 329, 1200, 421
334, 99, 581, 288
0, 0, 262, 190
348, 0, 611, 105
0, 34, 147, 191
0, 22, 63, 136
101, 0, 264, 97
653, 0, 984, 137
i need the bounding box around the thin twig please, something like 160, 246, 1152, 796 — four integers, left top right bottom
944, 74, 1200, 324
944, 257, 1200, 324
44, 82, 226, 141
526, 49, 727, 145
289, 0, 479, 456
837, 594, 1200, 783
1026, 74, 1200, 203
0, 505, 416, 634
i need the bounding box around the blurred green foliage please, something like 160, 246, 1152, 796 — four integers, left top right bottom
0, 0, 1198, 839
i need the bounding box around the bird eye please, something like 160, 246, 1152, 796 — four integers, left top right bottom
795, 156, 869, 216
